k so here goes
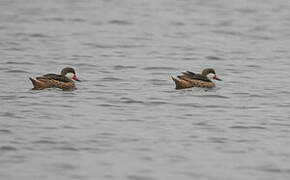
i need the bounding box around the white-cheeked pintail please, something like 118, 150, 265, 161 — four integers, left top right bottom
29, 67, 80, 91
171, 68, 222, 89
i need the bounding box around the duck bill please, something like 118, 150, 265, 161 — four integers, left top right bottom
73, 75, 81, 81
214, 75, 222, 81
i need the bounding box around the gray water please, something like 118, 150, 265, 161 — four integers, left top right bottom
1, 0, 290, 179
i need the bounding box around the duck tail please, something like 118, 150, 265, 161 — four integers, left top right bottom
29, 77, 45, 90
171, 76, 183, 89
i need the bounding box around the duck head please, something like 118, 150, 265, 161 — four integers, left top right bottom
202, 68, 222, 81
61, 67, 80, 81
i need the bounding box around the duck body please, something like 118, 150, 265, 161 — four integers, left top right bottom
171, 68, 221, 89
29, 67, 80, 91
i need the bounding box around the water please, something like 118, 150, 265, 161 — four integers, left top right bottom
1, 0, 290, 179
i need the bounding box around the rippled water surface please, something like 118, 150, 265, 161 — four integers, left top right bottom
1, 0, 290, 179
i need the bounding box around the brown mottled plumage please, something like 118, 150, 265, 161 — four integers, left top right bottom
171, 68, 221, 89
29, 67, 80, 91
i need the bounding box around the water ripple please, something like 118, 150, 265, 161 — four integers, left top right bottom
120, 97, 145, 104
198, 94, 230, 99
5, 61, 34, 65
84, 43, 145, 49
205, 56, 223, 60
101, 77, 123, 81
0, 129, 12, 134
108, 20, 133, 25
0, 146, 18, 152
142, 67, 177, 71
32, 140, 58, 145
127, 175, 156, 180
230, 126, 267, 130
114, 65, 138, 70
5, 69, 29, 73
28, 33, 50, 38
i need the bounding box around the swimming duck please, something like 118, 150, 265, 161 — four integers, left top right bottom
29, 67, 80, 91
171, 68, 221, 89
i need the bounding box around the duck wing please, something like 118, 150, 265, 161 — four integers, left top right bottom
182, 71, 196, 78
36, 74, 71, 82
181, 71, 211, 82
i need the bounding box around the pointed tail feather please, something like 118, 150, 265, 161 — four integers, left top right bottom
29, 77, 45, 90
171, 76, 184, 89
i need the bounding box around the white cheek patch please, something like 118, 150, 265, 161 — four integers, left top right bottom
206, 73, 215, 80
65, 72, 74, 79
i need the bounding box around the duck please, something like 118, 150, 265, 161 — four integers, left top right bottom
29, 67, 80, 91
171, 68, 221, 89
